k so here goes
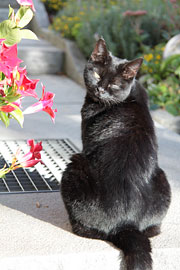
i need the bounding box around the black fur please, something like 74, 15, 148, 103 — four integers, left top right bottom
60, 38, 171, 270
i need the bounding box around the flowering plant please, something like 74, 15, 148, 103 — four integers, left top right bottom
0, 139, 43, 178
0, 1, 57, 127
0, 0, 57, 178
141, 44, 180, 115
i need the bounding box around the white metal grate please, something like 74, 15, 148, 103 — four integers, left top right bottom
0, 139, 78, 194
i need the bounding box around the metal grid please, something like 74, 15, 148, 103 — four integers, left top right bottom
0, 139, 78, 194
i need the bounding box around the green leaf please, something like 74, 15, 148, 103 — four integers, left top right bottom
5, 28, 22, 46
0, 111, 10, 128
150, 103, 160, 110
165, 104, 179, 116
0, 20, 16, 38
6, 95, 21, 103
9, 104, 24, 127
0, 72, 5, 81
8, 5, 14, 20
0, 20, 22, 45
175, 66, 180, 78
20, 29, 38, 40
160, 54, 180, 74
16, 7, 34, 28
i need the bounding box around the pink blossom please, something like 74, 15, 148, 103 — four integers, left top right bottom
27, 139, 43, 159
0, 99, 22, 113
0, 88, 5, 97
1, 43, 22, 68
16, 0, 35, 12
0, 43, 22, 77
23, 84, 57, 122
17, 74, 39, 98
123, 10, 147, 17
13, 140, 43, 169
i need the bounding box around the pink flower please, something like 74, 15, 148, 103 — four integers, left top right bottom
0, 100, 22, 113
0, 43, 22, 77
23, 84, 57, 123
123, 10, 147, 17
27, 139, 43, 159
16, 0, 35, 12
0, 88, 5, 97
17, 74, 39, 98
1, 43, 22, 68
13, 140, 43, 169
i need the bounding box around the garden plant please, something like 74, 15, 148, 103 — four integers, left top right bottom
47, 0, 180, 116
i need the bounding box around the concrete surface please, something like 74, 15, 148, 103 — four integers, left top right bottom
0, 0, 19, 8
33, 0, 50, 29
0, 8, 9, 23
18, 40, 64, 75
151, 109, 180, 134
0, 75, 180, 269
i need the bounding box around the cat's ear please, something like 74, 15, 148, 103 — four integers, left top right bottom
90, 38, 109, 63
122, 58, 143, 80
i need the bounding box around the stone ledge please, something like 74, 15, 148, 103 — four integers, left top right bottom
151, 109, 180, 135
0, 0, 19, 8
18, 39, 64, 75
30, 17, 86, 88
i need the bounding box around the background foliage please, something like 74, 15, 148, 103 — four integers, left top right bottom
42, 0, 180, 115
49, 0, 180, 59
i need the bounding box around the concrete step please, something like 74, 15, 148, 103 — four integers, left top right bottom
0, 0, 19, 8
0, 8, 9, 23
18, 39, 64, 75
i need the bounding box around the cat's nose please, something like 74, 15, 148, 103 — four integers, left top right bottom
98, 87, 105, 94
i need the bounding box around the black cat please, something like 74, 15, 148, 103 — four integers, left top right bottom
60, 38, 171, 270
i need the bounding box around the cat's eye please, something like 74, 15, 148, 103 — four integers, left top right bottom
94, 71, 100, 80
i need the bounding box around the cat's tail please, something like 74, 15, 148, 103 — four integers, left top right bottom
108, 228, 152, 270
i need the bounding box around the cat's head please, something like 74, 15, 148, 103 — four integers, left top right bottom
84, 38, 143, 104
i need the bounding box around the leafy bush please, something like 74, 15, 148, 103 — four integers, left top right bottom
141, 45, 180, 116
50, 0, 180, 59
41, 0, 67, 15
48, 0, 180, 116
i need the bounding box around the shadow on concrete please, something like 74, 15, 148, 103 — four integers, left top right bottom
0, 191, 73, 232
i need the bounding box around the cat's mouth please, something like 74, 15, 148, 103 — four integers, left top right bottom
94, 87, 110, 99
92, 87, 114, 104
98, 87, 105, 95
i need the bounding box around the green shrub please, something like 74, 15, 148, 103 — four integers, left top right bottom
50, 0, 180, 59
48, 0, 180, 116
41, 0, 67, 15
141, 45, 180, 116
